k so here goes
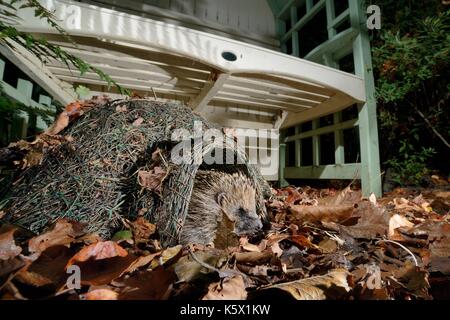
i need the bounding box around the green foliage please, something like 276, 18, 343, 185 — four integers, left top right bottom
75, 85, 91, 99
373, 10, 449, 103
385, 141, 436, 186
371, 0, 450, 183
0, 0, 131, 147
0, 0, 131, 95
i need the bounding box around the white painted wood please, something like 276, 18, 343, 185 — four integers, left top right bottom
0, 39, 76, 104
6, 0, 369, 172
16, 0, 365, 103
82, 0, 278, 48
280, 92, 355, 128
274, 111, 288, 129
188, 72, 229, 113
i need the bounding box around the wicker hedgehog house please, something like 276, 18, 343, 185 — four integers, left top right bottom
1, 99, 271, 247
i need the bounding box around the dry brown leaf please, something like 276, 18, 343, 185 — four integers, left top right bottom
46, 111, 70, 136
266, 269, 351, 300
174, 250, 227, 282
391, 263, 431, 299
15, 245, 75, 288
318, 187, 361, 206
7, 134, 72, 169
121, 252, 161, 276
266, 233, 289, 246
132, 117, 144, 126
203, 275, 247, 300
137, 167, 167, 192
233, 250, 273, 265
284, 187, 304, 205
0, 257, 25, 278
28, 219, 85, 254
150, 245, 182, 269
388, 214, 414, 240
117, 267, 176, 300
66, 241, 128, 268
240, 237, 261, 252
318, 238, 338, 254
0, 228, 22, 260
337, 201, 390, 239
429, 238, 450, 275
290, 234, 315, 249
402, 221, 450, 241
270, 241, 283, 257
83, 288, 119, 300
131, 217, 156, 243
115, 105, 128, 113
288, 204, 354, 225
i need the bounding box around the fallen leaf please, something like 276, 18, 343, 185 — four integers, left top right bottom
151, 245, 182, 269
28, 219, 85, 254
369, 193, 377, 205
0, 257, 25, 279
284, 187, 303, 205
132, 117, 144, 126
121, 252, 161, 276
263, 269, 351, 300
66, 241, 128, 268
203, 275, 247, 300
15, 245, 75, 288
391, 263, 431, 299
137, 167, 167, 192
46, 111, 69, 135
429, 238, 450, 275
290, 235, 315, 249
83, 288, 118, 300
319, 187, 361, 207
118, 267, 176, 300
115, 105, 128, 113
233, 251, 273, 265
174, 250, 227, 282
318, 238, 338, 254
270, 241, 283, 257
388, 214, 414, 240
336, 201, 390, 239
0, 228, 21, 260
131, 217, 156, 243
401, 221, 450, 241
288, 204, 354, 225
240, 237, 261, 252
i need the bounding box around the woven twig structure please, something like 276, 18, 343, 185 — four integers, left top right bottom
1, 99, 271, 246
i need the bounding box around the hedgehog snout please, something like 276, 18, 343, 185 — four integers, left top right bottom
234, 208, 263, 236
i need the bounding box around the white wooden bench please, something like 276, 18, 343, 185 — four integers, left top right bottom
7, 0, 381, 196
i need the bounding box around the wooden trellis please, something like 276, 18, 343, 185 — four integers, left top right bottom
269, 0, 382, 196
0, 58, 56, 144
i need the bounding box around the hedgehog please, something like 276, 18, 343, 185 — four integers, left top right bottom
180, 170, 263, 248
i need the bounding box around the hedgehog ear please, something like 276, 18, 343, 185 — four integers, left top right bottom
215, 192, 226, 206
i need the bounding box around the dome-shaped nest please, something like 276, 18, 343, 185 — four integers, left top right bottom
1, 99, 271, 247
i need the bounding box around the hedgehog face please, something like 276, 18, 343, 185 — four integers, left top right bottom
216, 184, 262, 236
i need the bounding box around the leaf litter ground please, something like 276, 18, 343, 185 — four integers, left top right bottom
1, 182, 449, 300
0, 96, 449, 300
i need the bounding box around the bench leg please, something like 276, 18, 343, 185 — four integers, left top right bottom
358, 101, 382, 197
279, 142, 289, 188
351, 0, 382, 197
